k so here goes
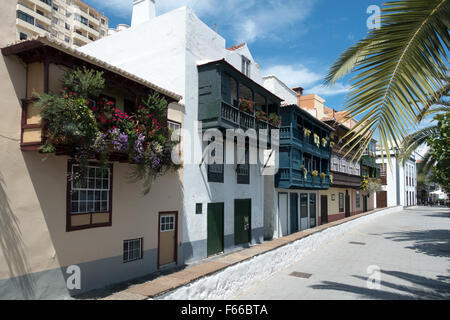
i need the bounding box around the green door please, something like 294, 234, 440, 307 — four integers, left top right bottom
207, 203, 224, 256
234, 199, 251, 245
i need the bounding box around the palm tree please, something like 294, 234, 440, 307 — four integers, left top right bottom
324, 0, 449, 161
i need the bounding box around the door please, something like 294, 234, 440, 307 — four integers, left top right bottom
207, 203, 224, 256
376, 191, 387, 208
290, 193, 298, 234
300, 193, 309, 230
158, 212, 177, 267
345, 191, 351, 217
278, 193, 289, 237
320, 195, 328, 224
309, 193, 317, 228
235, 199, 251, 245
363, 196, 368, 212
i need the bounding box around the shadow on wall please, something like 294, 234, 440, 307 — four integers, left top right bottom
0, 171, 35, 298
309, 270, 450, 300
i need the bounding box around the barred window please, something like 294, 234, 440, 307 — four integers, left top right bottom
123, 238, 143, 263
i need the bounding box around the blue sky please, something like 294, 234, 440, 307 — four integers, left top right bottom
84, 0, 385, 112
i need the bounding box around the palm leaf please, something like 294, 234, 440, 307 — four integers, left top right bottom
399, 125, 438, 163
325, 0, 450, 162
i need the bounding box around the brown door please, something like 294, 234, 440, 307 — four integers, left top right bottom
377, 191, 387, 208
320, 195, 328, 224
158, 212, 177, 267
345, 191, 351, 217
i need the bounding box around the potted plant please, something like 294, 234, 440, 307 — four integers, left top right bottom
304, 128, 311, 137
320, 172, 327, 180
268, 113, 281, 127
301, 165, 308, 180
329, 173, 334, 183
330, 141, 335, 148
313, 134, 320, 147
312, 170, 319, 178
255, 110, 268, 122
239, 98, 253, 114
321, 138, 328, 148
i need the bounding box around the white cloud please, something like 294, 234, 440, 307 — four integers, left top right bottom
306, 82, 351, 96
262, 63, 351, 97
262, 64, 322, 87
88, 0, 317, 43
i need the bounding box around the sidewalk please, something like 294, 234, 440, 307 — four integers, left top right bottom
81, 206, 399, 300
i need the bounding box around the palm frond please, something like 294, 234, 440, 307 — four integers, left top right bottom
399, 125, 438, 163
325, 0, 450, 162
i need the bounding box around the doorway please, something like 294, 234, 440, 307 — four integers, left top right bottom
345, 190, 351, 217
278, 193, 289, 237
300, 193, 308, 230
363, 196, 368, 213
207, 203, 224, 256
320, 195, 328, 224
234, 199, 251, 245
290, 193, 298, 234
158, 212, 178, 267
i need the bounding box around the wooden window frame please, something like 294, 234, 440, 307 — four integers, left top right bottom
66, 160, 113, 232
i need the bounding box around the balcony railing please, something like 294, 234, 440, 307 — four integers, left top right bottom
280, 125, 331, 157
219, 101, 278, 132
277, 168, 330, 189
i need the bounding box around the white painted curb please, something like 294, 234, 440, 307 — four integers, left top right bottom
157, 206, 403, 300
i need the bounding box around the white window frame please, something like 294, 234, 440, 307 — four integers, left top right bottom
123, 238, 143, 263
160, 215, 175, 232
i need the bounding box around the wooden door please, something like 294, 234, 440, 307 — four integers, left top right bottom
158, 212, 177, 267
234, 199, 251, 245
320, 195, 328, 224
345, 191, 351, 217
377, 191, 387, 208
290, 193, 299, 234
207, 203, 224, 256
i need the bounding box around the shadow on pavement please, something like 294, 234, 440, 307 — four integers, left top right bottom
383, 229, 450, 258
310, 270, 450, 300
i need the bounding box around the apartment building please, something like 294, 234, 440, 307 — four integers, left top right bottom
15, 0, 108, 48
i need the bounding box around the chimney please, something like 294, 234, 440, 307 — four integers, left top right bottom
292, 86, 304, 106
131, 0, 156, 27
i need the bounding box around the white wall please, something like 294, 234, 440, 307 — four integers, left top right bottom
262, 75, 297, 105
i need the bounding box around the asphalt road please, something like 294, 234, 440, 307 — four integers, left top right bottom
233, 207, 450, 300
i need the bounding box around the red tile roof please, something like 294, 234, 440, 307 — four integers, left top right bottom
227, 43, 246, 51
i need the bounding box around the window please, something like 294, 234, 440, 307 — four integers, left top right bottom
237, 147, 250, 184
65, 23, 71, 30
17, 10, 34, 25
241, 56, 251, 76
123, 238, 143, 263
101, 18, 106, 25
196, 203, 203, 215
53, 4, 58, 11
356, 191, 360, 208
65, 36, 70, 43
207, 141, 224, 183
340, 159, 347, 174
331, 156, 339, 172
19, 32, 28, 40
52, 17, 58, 25
40, 0, 52, 5
160, 215, 175, 232
67, 162, 112, 231
168, 121, 181, 142
339, 193, 344, 212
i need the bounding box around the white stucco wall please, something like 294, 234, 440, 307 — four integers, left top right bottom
262, 75, 297, 105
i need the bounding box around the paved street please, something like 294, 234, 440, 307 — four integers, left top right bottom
233, 207, 450, 300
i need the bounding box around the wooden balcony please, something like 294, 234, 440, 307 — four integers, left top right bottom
277, 169, 330, 190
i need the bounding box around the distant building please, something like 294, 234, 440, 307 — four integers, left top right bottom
375, 147, 418, 208
15, 0, 109, 48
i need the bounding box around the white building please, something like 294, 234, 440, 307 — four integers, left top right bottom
79, 1, 282, 263
376, 148, 418, 208
15, 0, 109, 48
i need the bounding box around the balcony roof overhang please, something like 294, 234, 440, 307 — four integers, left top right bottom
2, 35, 182, 103
198, 59, 284, 104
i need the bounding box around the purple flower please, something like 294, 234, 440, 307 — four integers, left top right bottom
151, 157, 161, 170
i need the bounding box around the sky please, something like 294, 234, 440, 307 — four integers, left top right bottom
83, 0, 386, 112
